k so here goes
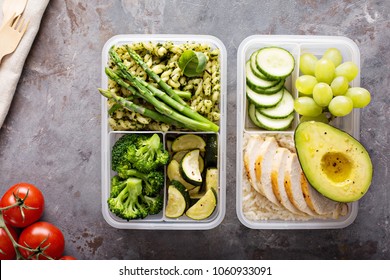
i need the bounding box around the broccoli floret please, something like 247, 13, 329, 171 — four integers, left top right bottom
128, 133, 169, 173
108, 176, 164, 220
111, 134, 138, 172
110, 175, 128, 197
107, 177, 149, 220
117, 167, 164, 196
142, 194, 163, 215
111, 133, 169, 173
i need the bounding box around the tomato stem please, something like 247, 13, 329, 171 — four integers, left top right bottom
0, 202, 20, 211
0, 210, 23, 259
20, 235, 55, 260
0, 210, 45, 260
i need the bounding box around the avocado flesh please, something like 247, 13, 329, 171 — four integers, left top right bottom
294, 121, 373, 202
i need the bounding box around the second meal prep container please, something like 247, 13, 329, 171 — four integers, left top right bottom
236, 35, 361, 229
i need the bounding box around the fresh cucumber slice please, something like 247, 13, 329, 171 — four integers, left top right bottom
248, 103, 263, 127
246, 61, 279, 90
172, 134, 206, 152
255, 110, 294, 130
186, 189, 217, 220
256, 47, 295, 79
250, 50, 268, 79
180, 149, 203, 186
250, 79, 285, 94
259, 88, 294, 119
167, 160, 197, 190
165, 181, 190, 218
246, 86, 283, 108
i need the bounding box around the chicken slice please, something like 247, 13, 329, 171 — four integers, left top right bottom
254, 137, 280, 205
284, 153, 317, 216
243, 136, 264, 194
301, 174, 348, 218
271, 148, 303, 214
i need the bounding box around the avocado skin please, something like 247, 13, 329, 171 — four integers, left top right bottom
294, 121, 373, 203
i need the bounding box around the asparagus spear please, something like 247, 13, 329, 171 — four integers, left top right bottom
124, 45, 187, 106
174, 90, 191, 100
104, 68, 216, 132
109, 48, 219, 132
99, 89, 183, 128
108, 96, 134, 115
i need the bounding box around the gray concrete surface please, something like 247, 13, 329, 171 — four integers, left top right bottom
0, 0, 389, 259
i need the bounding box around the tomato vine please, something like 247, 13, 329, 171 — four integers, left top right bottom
0, 183, 72, 260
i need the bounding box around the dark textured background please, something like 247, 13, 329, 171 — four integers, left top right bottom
0, 0, 389, 259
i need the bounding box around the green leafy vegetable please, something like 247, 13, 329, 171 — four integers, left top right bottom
178, 50, 207, 77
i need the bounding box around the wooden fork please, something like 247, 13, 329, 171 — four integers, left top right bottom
0, 0, 28, 29
0, 15, 29, 63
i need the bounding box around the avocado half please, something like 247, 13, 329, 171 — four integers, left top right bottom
294, 121, 373, 202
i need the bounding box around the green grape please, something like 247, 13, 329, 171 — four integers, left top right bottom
300, 113, 329, 124
330, 76, 349, 96
328, 96, 354, 117
295, 75, 317, 95
314, 58, 335, 84
300, 53, 318, 75
294, 96, 323, 117
345, 87, 371, 108
322, 48, 343, 67
335, 61, 359, 82
313, 82, 333, 107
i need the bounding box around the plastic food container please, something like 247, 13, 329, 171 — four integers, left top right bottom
101, 34, 227, 230
236, 35, 361, 229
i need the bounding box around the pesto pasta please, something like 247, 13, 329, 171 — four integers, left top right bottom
107, 41, 221, 131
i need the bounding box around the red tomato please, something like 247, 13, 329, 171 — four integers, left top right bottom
0, 224, 18, 260
1, 182, 44, 228
59, 255, 77, 260
18, 221, 65, 260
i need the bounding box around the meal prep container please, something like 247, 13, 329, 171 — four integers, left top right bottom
101, 34, 227, 230
236, 35, 361, 229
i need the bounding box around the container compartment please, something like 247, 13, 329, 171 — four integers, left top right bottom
297, 42, 361, 136
236, 35, 361, 229
243, 43, 301, 132
103, 131, 166, 225
164, 132, 221, 223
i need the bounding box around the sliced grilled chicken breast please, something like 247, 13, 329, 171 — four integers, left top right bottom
284, 153, 317, 216
301, 174, 348, 218
243, 136, 264, 194
254, 137, 280, 205
244, 134, 348, 220
271, 148, 303, 214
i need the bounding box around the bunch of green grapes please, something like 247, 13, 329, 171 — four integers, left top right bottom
294, 48, 371, 122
